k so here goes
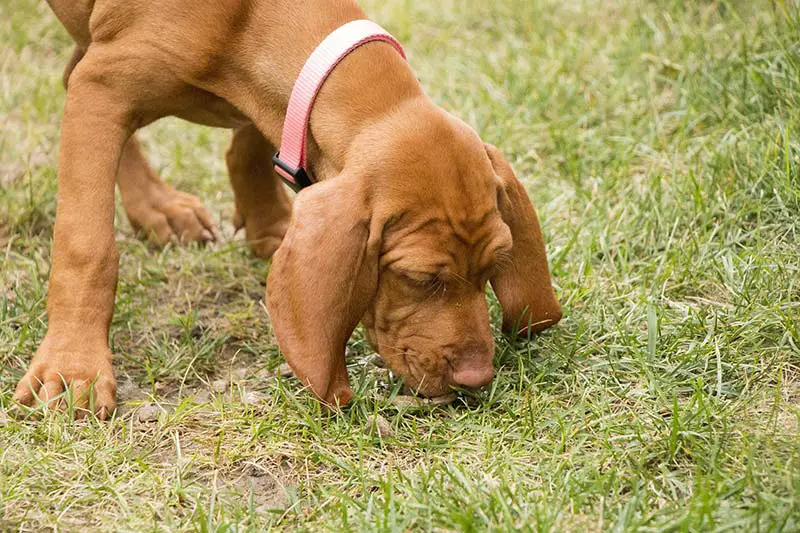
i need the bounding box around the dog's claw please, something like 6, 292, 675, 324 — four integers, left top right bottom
126, 188, 216, 246
13, 347, 116, 420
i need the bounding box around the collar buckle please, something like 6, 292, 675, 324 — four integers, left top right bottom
274, 20, 406, 192
273, 152, 313, 192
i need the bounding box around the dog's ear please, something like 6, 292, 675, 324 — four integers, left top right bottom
485, 144, 562, 336
267, 174, 380, 407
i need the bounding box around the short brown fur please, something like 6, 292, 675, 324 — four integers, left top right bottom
16, 0, 561, 416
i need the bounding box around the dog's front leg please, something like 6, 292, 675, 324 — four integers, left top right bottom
14, 53, 133, 419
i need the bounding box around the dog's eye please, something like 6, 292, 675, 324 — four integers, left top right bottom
397, 269, 439, 287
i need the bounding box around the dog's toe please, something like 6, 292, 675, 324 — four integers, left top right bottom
160, 195, 216, 244
14, 350, 116, 420
127, 188, 217, 246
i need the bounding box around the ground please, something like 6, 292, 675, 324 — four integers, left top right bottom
1, 0, 799, 531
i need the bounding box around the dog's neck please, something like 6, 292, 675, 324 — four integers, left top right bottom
302, 43, 424, 182
225, 7, 426, 183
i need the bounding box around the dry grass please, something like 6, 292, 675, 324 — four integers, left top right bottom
1, 0, 799, 531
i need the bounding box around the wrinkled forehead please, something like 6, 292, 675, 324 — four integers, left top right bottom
381, 208, 511, 276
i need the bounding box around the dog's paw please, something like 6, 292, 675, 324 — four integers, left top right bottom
233, 208, 286, 260
125, 186, 217, 245
245, 233, 284, 260
13, 344, 116, 420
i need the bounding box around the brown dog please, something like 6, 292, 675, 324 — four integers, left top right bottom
14, 0, 561, 417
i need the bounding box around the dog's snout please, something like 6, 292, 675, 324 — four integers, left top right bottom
449, 343, 495, 389
451, 365, 495, 389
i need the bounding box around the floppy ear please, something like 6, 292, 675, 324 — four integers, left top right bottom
486, 144, 562, 336
266, 175, 380, 407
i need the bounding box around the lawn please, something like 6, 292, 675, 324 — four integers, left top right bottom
1, 0, 799, 530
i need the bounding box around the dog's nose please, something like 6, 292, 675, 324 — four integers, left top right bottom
451, 365, 495, 388
450, 343, 495, 389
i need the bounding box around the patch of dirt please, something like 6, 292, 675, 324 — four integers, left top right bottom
211, 351, 289, 388
117, 379, 149, 404
113, 379, 151, 417
227, 459, 295, 511
140, 433, 296, 513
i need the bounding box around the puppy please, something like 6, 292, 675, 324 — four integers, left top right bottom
14, 0, 561, 417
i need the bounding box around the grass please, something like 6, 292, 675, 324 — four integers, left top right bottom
1, 0, 799, 530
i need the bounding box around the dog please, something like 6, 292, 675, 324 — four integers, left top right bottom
14, 0, 562, 418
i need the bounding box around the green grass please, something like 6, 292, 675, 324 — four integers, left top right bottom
1, 0, 799, 530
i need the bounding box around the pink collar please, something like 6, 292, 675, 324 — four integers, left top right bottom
272, 20, 407, 190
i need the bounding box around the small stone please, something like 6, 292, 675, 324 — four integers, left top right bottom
211, 379, 228, 393
390, 393, 457, 409
365, 414, 393, 438
244, 391, 266, 405
390, 395, 424, 408
0, 409, 8, 426
365, 354, 386, 368
427, 393, 458, 406
137, 404, 160, 423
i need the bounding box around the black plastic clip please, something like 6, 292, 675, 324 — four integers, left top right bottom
273, 152, 313, 192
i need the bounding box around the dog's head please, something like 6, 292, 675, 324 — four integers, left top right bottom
267, 101, 561, 405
